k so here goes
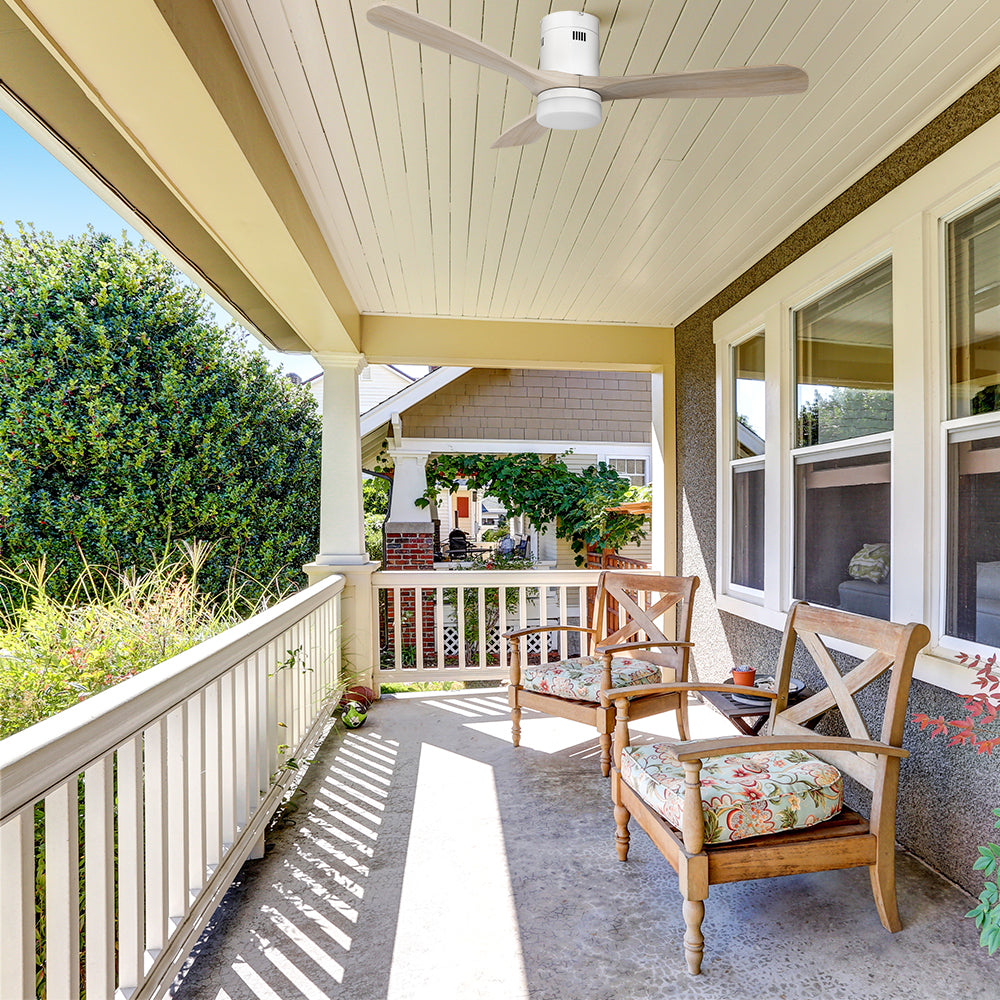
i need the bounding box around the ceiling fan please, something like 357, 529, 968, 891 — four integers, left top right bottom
367, 5, 808, 148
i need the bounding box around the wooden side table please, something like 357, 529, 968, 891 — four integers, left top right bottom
699, 680, 816, 736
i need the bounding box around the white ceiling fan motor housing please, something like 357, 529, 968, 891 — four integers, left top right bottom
536, 11, 602, 131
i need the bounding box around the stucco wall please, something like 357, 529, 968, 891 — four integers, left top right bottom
674, 67, 1000, 895
401, 368, 650, 443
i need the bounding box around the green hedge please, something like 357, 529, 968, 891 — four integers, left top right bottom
0, 227, 321, 601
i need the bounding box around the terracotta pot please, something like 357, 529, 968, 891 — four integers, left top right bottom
732, 666, 756, 687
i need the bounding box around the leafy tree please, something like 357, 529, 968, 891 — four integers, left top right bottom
363, 476, 390, 561
797, 387, 893, 446
417, 452, 647, 565
0, 226, 321, 600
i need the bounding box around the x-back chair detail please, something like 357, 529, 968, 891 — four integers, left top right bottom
505, 571, 699, 776
608, 601, 930, 974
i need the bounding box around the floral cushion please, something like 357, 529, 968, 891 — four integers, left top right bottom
620, 744, 843, 844
520, 656, 662, 703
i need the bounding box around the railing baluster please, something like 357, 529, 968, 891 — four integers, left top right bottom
234, 663, 249, 832
435, 587, 444, 670
255, 646, 271, 831
204, 679, 222, 871
84, 754, 115, 999
539, 584, 549, 663
117, 735, 145, 993
167, 705, 190, 922
145, 719, 169, 955
187, 691, 207, 894
392, 587, 402, 670
499, 585, 508, 670
220, 672, 236, 850
477, 586, 487, 669
296, 619, 307, 744
0, 808, 36, 998
44, 781, 80, 1000
457, 586, 467, 669
416, 586, 425, 669
559, 585, 568, 659
518, 585, 528, 665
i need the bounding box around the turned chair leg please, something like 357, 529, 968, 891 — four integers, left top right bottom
682, 900, 705, 975
510, 703, 521, 747
614, 801, 630, 860
870, 856, 902, 931
599, 733, 612, 776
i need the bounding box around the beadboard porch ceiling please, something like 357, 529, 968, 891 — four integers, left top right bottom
212, 1, 1000, 328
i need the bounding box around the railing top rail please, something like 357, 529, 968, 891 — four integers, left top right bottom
372, 569, 621, 586
0, 574, 345, 820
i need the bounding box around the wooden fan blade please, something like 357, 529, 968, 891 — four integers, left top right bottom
583, 65, 808, 101
492, 114, 549, 149
367, 4, 573, 95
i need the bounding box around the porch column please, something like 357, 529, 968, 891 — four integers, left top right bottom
383, 447, 436, 660
304, 352, 379, 693
387, 447, 433, 525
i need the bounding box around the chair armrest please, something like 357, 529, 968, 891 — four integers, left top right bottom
503, 625, 599, 640
606, 681, 773, 702
662, 733, 909, 762
594, 640, 694, 655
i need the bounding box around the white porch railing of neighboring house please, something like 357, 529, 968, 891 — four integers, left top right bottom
374, 569, 604, 684
0, 574, 345, 1000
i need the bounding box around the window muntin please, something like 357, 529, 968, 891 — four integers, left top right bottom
794, 447, 891, 619
795, 260, 894, 448
945, 428, 1000, 645
608, 457, 648, 486
948, 197, 1000, 420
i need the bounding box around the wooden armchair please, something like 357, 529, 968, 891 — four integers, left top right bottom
506, 572, 699, 776
608, 601, 930, 974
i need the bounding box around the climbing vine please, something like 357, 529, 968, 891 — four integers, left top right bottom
414, 452, 648, 565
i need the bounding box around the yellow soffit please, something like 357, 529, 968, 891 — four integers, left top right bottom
361, 315, 674, 371
5, 0, 359, 353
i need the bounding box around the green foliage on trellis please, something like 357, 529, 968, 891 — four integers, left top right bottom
0, 226, 321, 600
416, 452, 648, 565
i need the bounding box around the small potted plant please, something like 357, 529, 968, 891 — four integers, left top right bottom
732, 664, 756, 687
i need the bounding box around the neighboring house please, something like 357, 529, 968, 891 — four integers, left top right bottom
360, 367, 653, 569
304, 362, 417, 415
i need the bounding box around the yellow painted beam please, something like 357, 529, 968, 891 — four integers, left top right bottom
361, 314, 674, 371
3, 0, 359, 352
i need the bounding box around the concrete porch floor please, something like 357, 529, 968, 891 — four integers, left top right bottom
171, 690, 995, 1000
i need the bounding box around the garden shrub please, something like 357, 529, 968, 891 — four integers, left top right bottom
0, 226, 321, 601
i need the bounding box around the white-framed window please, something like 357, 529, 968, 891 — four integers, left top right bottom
711, 115, 1000, 692
940, 193, 1000, 651
607, 456, 649, 486
792, 260, 894, 619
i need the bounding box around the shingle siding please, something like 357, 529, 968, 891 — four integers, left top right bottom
402, 368, 651, 442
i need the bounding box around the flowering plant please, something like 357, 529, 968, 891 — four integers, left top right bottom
913, 651, 1000, 954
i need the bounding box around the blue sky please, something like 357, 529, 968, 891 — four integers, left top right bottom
1, 109, 322, 378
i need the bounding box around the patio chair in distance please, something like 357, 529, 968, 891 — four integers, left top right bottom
505, 572, 699, 776
606, 601, 930, 974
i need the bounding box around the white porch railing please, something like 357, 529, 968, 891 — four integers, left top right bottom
0, 574, 345, 1000
373, 569, 603, 684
